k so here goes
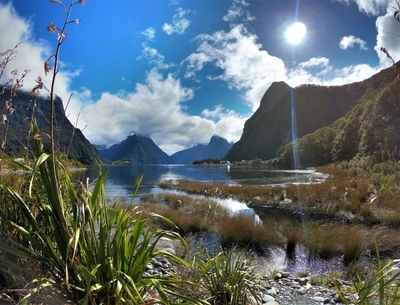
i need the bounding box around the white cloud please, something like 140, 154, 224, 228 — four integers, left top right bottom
223, 0, 256, 23
287, 59, 378, 88
339, 35, 368, 50
185, 24, 286, 111
141, 27, 155, 41
375, 6, 400, 66
299, 57, 331, 69
335, 0, 389, 16
138, 43, 169, 69
163, 8, 191, 35
201, 105, 248, 143
79, 69, 246, 154
0, 2, 84, 127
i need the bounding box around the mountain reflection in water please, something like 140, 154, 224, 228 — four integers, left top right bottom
82, 164, 327, 203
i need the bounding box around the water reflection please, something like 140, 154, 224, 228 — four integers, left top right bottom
83, 164, 325, 202
265, 246, 343, 277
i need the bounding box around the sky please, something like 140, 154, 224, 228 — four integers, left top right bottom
0, 0, 399, 155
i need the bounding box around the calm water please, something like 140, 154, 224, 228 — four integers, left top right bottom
81, 164, 327, 203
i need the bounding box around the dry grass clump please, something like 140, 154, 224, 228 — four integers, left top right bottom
302, 222, 400, 264
138, 193, 229, 235
220, 213, 284, 251
304, 224, 369, 262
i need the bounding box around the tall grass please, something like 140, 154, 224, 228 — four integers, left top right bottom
140, 193, 230, 235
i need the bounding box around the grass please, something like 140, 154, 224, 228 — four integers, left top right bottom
140, 193, 230, 235
0, 157, 207, 304
220, 213, 283, 251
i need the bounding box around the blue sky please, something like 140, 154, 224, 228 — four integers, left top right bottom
1, 0, 399, 154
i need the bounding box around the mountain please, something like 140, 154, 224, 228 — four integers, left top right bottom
97, 134, 174, 164
171, 135, 233, 164
275, 69, 400, 167
0, 89, 101, 165
225, 64, 399, 163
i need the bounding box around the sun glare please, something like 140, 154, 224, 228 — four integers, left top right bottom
286, 22, 307, 45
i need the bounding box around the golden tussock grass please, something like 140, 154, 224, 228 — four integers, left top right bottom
220, 213, 284, 250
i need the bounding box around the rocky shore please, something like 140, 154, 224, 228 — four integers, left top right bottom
258, 272, 354, 305
145, 257, 356, 305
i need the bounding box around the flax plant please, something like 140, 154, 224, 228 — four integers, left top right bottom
200, 250, 261, 305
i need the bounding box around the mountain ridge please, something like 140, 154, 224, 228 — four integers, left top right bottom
225, 64, 399, 162
97, 133, 174, 164
0, 89, 101, 165
171, 135, 233, 164
274, 69, 400, 167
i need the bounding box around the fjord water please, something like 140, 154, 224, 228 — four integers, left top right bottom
82, 164, 326, 203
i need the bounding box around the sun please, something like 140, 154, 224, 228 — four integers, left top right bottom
286, 22, 307, 45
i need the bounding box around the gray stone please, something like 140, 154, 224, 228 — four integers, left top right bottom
312, 296, 325, 302
262, 294, 275, 303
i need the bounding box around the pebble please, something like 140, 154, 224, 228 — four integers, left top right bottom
257, 274, 356, 305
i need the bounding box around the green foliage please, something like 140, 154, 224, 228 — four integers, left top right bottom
193, 158, 223, 165
333, 243, 400, 305
275, 74, 400, 167
198, 250, 261, 305
277, 125, 338, 167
